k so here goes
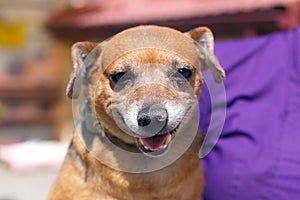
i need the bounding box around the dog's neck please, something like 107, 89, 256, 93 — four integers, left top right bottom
103, 128, 140, 153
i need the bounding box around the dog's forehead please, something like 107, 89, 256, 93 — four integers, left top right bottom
100, 25, 200, 69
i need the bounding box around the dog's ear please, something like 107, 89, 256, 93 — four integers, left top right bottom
67, 41, 99, 99
185, 27, 225, 83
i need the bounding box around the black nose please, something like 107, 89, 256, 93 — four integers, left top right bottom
137, 106, 168, 128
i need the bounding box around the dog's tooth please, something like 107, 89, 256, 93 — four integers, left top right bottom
165, 134, 172, 144
144, 145, 149, 150
162, 144, 168, 149
139, 138, 145, 146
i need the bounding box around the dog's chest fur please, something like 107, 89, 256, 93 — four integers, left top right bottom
49, 133, 204, 200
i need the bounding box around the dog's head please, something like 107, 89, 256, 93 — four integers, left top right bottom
67, 25, 225, 155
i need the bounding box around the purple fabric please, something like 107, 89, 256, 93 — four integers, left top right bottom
200, 26, 300, 200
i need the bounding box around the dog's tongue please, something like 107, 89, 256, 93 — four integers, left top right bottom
140, 133, 169, 151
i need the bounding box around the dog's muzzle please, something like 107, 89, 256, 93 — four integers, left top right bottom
133, 105, 179, 154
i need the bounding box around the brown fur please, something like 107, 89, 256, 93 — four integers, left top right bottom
48, 25, 225, 200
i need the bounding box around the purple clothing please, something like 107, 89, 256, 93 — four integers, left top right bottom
200, 26, 300, 199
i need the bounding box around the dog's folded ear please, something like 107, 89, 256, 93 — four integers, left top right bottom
67, 42, 99, 99
185, 27, 225, 83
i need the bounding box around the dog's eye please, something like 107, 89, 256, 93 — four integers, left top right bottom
177, 68, 192, 79
111, 72, 126, 83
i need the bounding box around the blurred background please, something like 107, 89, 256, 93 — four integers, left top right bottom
0, 0, 299, 199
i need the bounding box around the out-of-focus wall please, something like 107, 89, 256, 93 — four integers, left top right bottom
0, 0, 71, 141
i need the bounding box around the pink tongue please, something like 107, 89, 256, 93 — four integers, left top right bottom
140, 133, 169, 151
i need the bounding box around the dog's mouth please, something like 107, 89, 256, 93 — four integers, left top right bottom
135, 124, 179, 155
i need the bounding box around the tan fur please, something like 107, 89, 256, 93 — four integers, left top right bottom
48, 25, 225, 200
49, 131, 204, 200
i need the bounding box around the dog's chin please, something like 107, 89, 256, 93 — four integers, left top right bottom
134, 124, 180, 156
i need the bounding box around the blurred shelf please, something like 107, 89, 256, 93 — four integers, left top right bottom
0, 101, 56, 125
0, 46, 64, 126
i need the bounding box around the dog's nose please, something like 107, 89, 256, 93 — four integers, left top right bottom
137, 106, 168, 128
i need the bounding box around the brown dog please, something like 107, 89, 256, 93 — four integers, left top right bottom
48, 25, 225, 200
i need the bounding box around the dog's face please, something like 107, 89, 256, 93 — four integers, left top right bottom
67, 25, 225, 155
98, 49, 202, 153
